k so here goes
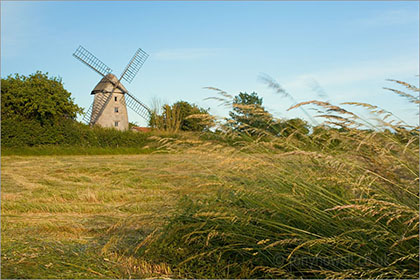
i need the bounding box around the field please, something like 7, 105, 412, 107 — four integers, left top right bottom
2, 137, 418, 278
1, 153, 226, 278
1, 81, 419, 278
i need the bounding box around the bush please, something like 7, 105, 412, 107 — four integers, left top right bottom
1, 116, 150, 148
1, 71, 82, 124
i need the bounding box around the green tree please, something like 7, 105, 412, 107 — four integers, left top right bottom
1, 71, 83, 125
173, 101, 213, 131
228, 92, 311, 138
150, 100, 213, 132
149, 104, 182, 132
229, 92, 274, 134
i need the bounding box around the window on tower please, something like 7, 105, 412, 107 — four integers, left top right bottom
115, 96, 117, 101
114, 107, 119, 113
115, 121, 119, 127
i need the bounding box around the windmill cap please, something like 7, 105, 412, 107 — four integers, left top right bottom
91, 73, 128, 95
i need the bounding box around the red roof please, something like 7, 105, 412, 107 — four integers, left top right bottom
131, 126, 152, 132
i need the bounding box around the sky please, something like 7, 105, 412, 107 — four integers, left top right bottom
1, 1, 419, 126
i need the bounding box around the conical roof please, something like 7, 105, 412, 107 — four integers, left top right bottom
91, 74, 128, 95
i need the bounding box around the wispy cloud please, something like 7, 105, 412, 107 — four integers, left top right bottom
153, 48, 222, 61
261, 56, 418, 125
354, 8, 419, 27
284, 56, 418, 91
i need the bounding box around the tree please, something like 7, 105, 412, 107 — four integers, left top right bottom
229, 92, 275, 134
1, 71, 83, 125
149, 104, 182, 132
149, 100, 213, 132
173, 101, 213, 131
228, 92, 310, 138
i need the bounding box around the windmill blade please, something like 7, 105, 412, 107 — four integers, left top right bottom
123, 91, 152, 121
82, 102, 94, 124
73, 45, 113, 77
90, 92, 114, 126
120, 48, 149, 84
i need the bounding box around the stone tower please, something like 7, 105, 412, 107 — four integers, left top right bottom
90, 74, 129, 131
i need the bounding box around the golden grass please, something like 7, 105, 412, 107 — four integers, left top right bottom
1, 154, 228, 278
130, 79, 419, 279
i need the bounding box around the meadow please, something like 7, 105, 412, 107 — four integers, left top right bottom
1, 80, 419, 278
1, 153, 225, 278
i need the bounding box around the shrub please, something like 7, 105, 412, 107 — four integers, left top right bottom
1, 71, 82, 124
1, 115, 151, 148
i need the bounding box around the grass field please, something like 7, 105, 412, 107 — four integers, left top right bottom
2, 142, 418, 278
2, 81, 418, 278
1, 153, 227, 278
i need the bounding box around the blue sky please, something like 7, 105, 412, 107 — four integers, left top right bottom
1, 1, 419, 126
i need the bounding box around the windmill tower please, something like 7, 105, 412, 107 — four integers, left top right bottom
73, 46, 151, 130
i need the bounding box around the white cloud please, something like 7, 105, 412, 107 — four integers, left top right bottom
153, 48, 221, 61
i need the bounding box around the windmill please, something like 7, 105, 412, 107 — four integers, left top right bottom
73, 45, 151, 130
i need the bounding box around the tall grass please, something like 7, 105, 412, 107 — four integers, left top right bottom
129, 79, 419, 278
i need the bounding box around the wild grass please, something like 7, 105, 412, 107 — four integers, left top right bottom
1, 79, 418, 278
128, 79, 418, 278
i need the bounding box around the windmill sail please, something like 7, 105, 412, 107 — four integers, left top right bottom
120, 48, 149, 84
90, 92, 115, 125
123, 91, 152, 121
73, 45, 113, 77
82, 103, 93, 124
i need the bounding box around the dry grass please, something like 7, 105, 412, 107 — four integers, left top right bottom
1, 154, 227, 278
131, 79, 419, 278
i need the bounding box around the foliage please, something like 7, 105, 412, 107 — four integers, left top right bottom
1, 71, 83, 125
1, 146, 155, 156
174, 101, 213, 131
233, 91, 263, 106
1, 115, 152, 148
149, 104, 182, 132
150, 100, 213, 132
226, 92, 310, 139
228, 92, 276, 134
